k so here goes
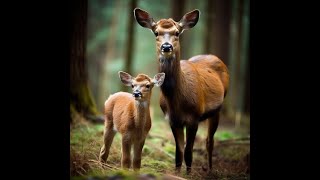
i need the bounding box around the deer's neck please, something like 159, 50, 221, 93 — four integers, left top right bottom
158, 51, 183, 98
134, 101, 150, 129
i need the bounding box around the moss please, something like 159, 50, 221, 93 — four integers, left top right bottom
70, 116, 249, 179
70, 82, 101, 124
218, 145, 249, 161
163, 143, 175, 155
215, 131, 241, 141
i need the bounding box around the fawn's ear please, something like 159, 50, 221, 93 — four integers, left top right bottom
118, 71, 133, 86
134, 8, 156, 29
152, 73, 165, 87
178, 9, 200, 33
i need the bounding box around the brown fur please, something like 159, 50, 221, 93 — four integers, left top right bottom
99, 74, 154, 171
134, 8, 230, 173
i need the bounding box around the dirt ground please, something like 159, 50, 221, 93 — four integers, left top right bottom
70, 114, 250, 180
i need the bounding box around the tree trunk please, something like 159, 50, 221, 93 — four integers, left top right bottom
240, 0, 250, 115
204, 0, 215, 54
171, 0, 186, 23
70, 0, 103, 123
122, 0, 138, 92
171, 0, 189, 59
214, 0, 231, 66
97, 0, 120, 110
227, 0, 241, 120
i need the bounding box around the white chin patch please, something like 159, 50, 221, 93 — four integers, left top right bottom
161, 51, 172, 56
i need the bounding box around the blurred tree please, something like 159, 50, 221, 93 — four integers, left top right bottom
70, 0, 103, 123
228, 0, 250, 125
172, 0, 190, 59
228, 0, 240, 118
204, 0, 231, 63
122, 0, 138, 92
97, 0, 121, 109
87, 0, 111, 111
240, 0, 249, 115
214, 0, 231, 65
171, 0, 186, 21
204, 0, 215, 54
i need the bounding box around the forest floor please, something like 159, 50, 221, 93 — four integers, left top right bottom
70, 113, 250, 180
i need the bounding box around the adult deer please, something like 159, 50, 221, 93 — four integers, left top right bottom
99, 71, 165, 170
134, 8, 229, 173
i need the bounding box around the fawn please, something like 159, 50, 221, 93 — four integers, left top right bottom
99, 71, 165, 170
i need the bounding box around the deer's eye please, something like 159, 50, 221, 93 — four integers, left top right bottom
146, 84, 150, 88
175, 31, 180, 36
154, 31, 158, 37
131, 84, 134, 88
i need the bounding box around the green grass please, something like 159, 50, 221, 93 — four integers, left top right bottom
70, 115, 250, 179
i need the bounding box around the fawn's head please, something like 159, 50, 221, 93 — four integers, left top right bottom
134, 8, 200, 61
118, 71, 165, 101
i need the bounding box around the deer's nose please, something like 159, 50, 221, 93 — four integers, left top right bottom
161, 42, 173, 52
133, 91, 142, 98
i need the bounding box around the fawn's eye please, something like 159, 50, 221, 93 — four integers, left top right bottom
175, 31, 179, 36
154, 31, 158, 37
131, 84, 134, 88
146, 84, 150, 88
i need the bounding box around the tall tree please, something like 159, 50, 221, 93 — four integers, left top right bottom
172, 0, 190, 59
171, 0, 186, 21
123, 0, 138, 91
204, 0, 215, 54
70, 0, 103, 123
204, 0, 231, 62
228, 0, 250, 125
214, 0, 231, 66
228, 0, 241, 120
240, 0, 250, 115
97, 0, 121, 110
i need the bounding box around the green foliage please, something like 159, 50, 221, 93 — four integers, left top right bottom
215, 131, 240, 141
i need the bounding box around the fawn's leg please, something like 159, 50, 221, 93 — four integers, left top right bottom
99, 125, 116, 163
133, 139, 146, 171
121, 136, 132, 169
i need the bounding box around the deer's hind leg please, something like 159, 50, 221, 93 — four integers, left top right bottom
99, 117, 116, 163
206, 113, 219, 170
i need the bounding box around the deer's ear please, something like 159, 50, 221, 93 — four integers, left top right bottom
152, 73, 165, 87
178, 9, 200, 32
134, 8, 156, 29
118, 71, 133, 86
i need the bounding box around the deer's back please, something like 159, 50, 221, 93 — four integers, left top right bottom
104, 92, 135, 134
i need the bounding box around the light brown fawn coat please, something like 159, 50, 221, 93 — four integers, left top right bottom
99, 71, 165, 170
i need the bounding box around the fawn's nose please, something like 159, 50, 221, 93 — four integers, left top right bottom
133, 91, 142, 98
161, 42, 173, 52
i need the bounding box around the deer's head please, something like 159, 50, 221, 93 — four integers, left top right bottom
134, 8, 200, 61
119, 71, 165, 101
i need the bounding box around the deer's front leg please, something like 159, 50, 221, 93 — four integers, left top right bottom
121, 137, 132, 169
170, 124, 184, 172
185, 124, 198, 173
133, 139, 146, 171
